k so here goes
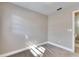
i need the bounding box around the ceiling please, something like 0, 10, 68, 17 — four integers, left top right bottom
11, 2, 78, 15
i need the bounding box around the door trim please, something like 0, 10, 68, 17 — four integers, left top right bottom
72, 10, 79, 53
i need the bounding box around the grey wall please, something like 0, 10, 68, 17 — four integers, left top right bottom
0, 3, 48, 54
48, 3, 79, 50
48, 11, 72, 49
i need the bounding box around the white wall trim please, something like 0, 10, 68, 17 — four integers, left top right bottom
0, 47, 30, 57
48, 41, 73, 52
0, 41, 74, 57
36, 41, 48, 46
0, 41, 48, 57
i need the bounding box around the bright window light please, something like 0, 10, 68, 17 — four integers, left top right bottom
30, 45, 45, 57
30, 49, 38, 57
37, 47, 46, 53
31, 46, 42, 55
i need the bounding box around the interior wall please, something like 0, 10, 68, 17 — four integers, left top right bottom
0, 3, 48, 54
48, 11, 72, 50
48, 4, 79, 50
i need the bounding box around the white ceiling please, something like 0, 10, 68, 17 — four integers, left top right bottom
11, 2, 78, 15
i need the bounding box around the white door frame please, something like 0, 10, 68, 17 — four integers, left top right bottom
72, 10, 79, 53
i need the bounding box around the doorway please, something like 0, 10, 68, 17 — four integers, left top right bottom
73, 10, 79, 54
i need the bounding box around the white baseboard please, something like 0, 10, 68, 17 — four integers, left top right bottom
0, 47, 30, 57
0, 41, 48, 57
48, 41, 73, 52
37, 41, 48, 46
0, 41, 73, 57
